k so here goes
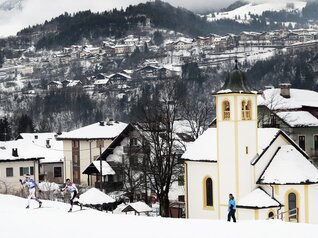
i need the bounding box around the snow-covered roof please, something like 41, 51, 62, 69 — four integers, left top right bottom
108, 73, 131, 80
258, 145, 318, 185
258, 88, 318, 110
94, 79, 110, 85
182, 128, 279, 162
67, 80, 82, 87
79, 187, 115, 205
92, 161, 115, 175
121, 201, 152, 213
237, 188, 282, 209
57, 121, 128, 140
276, 111, 318, 127
17, 133, 64, 163
0, 140, 44, 161
181, 128, 217, 162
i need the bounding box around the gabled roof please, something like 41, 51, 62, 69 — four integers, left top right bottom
57, 120, 128, 140
108, 73, 131, 80
237, 188, 282, 209
258, 88, 318, 110
251, 129, 308, 165
121, 201, 152, 213
94, 79, 110, 85
182, 128, 279, 163
98, 124, 135, 161
181, 128, 217, 162
82, 161, 115, 176
17, 132, 64, 163
276, 111, 318, 128
257, 145, 318, 185
0, 140, 44, 162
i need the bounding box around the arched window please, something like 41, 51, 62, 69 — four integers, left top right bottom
242, 100, 252, 120
268, 211, 274, 219
223, 101, 230, 120
288, 192, 297, 220
205, 177, 213, 207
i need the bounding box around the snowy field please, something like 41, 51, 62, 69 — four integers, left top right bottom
206, 1, 306, 23
1, 194, 318, 238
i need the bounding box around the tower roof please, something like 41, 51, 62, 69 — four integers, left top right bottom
216, 60, 253, 94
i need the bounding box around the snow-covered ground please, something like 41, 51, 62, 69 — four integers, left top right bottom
1, 194, 318, 238
206, 1, 306, 23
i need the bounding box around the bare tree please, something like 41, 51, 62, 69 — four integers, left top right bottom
180, 95, 214, 139
135, 81, 182, 217
122, 135, 146, 203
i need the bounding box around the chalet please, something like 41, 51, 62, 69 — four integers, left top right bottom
136, 65, 160, 79
194, 36, 211, 47
239, 31, 261, 42
47, 81, 62, 90
115, 45, 129, 57
284, 32, 300, 46
258, 83, 318, 167
285, 40, 318, 54
173, 39, 193, 51
108, 73, 131, 84
94, 78, 111, 91
57, 120, 128, 186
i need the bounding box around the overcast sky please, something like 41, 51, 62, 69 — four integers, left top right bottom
0, 0, 309, 37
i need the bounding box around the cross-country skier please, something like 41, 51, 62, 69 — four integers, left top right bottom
19, 174, 42, 209
61, 178, 83, 212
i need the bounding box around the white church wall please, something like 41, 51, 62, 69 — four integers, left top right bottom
218, 121, 236, 213
237, 121, 257, 198
307, 184, 318, 224
186, 161, 219, 219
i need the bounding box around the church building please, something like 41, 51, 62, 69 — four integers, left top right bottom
181, 64, 318, 223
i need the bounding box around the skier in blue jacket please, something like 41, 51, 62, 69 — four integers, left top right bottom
19, 174, 42, 209
227, 193, 236, 222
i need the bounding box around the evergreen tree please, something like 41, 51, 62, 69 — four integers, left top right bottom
17, 114, 35, 134
153, 31, 164, 46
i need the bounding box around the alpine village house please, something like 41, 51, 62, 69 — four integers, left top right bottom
181, 63, 318, 223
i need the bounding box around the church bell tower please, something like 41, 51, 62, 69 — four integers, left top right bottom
214, 61, 258, 219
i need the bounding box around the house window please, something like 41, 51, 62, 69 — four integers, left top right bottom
204, 177, 213, 207
178, 175, 184, 186
19, 167, 29, 176
242, 100, 252, 120
30, 166, 34, 175
72, 140, 79, 148
130, 138, 138, 146
54, 167, 62, 178
314, 135, 318, 153
96, 140, 104, 148
6, 168, 13, 177
299, 136, 305, 151
223, 101, 230, 120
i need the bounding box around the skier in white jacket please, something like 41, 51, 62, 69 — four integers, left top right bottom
19, 174, 42, 209
61, 178, 82, 212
